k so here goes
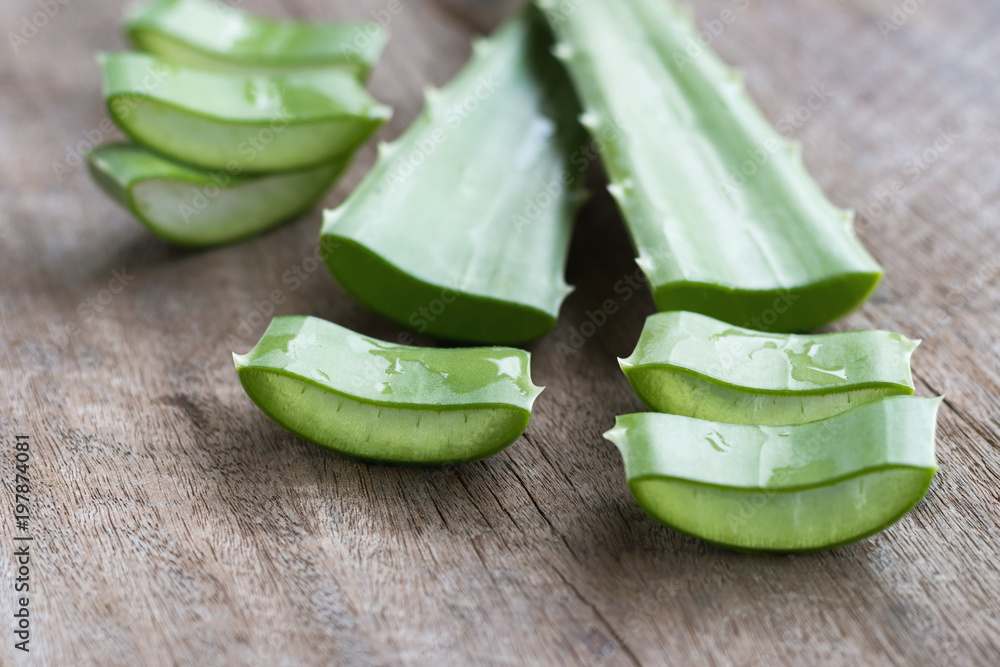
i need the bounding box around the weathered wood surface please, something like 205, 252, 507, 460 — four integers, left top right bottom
1, 0, 999, 664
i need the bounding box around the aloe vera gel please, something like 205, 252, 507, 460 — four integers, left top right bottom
621, 311, 918, 425
607, 397, 940, 552
235, 316, 543, 465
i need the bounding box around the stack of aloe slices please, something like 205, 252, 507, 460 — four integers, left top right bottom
87, 0, 390, 247
183, 0, 941, 552
608, 311, 940, 552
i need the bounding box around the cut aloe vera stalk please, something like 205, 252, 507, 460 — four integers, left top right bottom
99, 52, 390, 173
606, 396, 940, 553
621, 311, 918, 425
537, 0, 882, 332
126, 0, 387, 80
88, 143, 348, 247
320, 9, 586, 344
234, 316, 543, 465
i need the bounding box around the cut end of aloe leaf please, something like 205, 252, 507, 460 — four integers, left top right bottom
125, 0, 388, 80
320, 234, 560, 345
234, 316, 542, 465
237, 368, 532, 465
606, 396, 940, 553
620, 310, 919, 425
651, 273, 883, 334
87, 143, 348, 247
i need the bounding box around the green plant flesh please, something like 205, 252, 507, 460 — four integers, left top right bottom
234, 316, 543, 465
126, 0, 387, 80
621, 311, 918, 425
536, 0, 883, 332
320, 9, 586, 345
99, 52, 390, 173
88, 143, 348, 247
605, 396, 940, 553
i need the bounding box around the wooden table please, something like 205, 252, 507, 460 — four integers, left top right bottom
2, 0, 998, 664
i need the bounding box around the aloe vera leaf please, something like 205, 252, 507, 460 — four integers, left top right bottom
605, 396, 940, 553
620, 311, 918, 425
320, 9, 586, 345
99, 52, 390, 173
125, 0, 387, 80
87, 143, 348, 247
233, 316, 543, 465
537, 0, 882, 332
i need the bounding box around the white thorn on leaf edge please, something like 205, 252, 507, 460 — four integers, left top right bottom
551, 42, 573, 61
377, 141, 397, 159
578, 110, 600, 130
471, 36, 495, 57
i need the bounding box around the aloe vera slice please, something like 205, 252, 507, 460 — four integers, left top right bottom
537, 0, 882, 332
125, 0, 387, 80
621, 311, 918, 425
99, 52, 390, 173
234, 316, 543, 465
88, 143, 348, 247
605, 396, 940, 552
320, 9, 586, 344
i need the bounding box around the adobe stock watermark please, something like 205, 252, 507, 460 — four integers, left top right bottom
52, 60, 172, 182
8, 0, 74, 54
857, 126, 959, 236
876, 0, 929, 39
177, 109, 294, 223
226, 243, 336, 348
921, 253, 1000, 338
774, 84, 833, 137
673, 0, 752, 71
740, 291, 799, 334
365, 0, 417, 33
718, 83, 832, 194
379, 75, 502, 191
512, 116, 626, 233
406, 283, 460, 337
555, 264, 652, 358
46, 268, 136, 349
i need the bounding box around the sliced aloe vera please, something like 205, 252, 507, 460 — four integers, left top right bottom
320, 9, 586, 344
99, 52, 390, 173
537, 0, 882, 332
605, 396, 940, 552
88, 143, 347, 247
234, 316, 543, 465
621, 311, 918, 425
125, 0, 387, 80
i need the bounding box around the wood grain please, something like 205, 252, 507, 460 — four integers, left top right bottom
1, 0, 999, 664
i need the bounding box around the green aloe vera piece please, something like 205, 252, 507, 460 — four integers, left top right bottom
99, 52, 390, 173
234, 316, 543, 465
621, 311, 918, 425
605, 396, 940, 553
320, 9, 586, 345
126, 0, 387, 80
537, 0, 882, 332
88, 143, 348, 247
